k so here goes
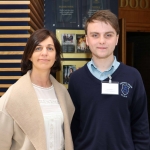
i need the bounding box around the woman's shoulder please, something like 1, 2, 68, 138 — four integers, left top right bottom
0, 85, 13, 115
50, 74, 67, 91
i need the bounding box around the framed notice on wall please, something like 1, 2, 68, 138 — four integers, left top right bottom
56, 0, 77, 23
56, 29, 91, 58
50, 0, 80, 28
45, 0, 114, 31
82, 0, 104, 28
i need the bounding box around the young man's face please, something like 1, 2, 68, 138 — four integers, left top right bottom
86, 20, 119, 60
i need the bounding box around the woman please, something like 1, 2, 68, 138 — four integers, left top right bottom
0, 29, 74, 150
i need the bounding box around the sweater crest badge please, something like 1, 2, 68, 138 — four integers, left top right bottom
120, 82, 132, 98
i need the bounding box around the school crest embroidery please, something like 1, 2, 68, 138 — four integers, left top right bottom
120, 82, 132, 98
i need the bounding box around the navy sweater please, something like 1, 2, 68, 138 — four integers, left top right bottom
68, 63, 149, 150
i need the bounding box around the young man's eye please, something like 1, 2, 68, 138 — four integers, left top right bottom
92, 34, 98, 38
105, 34, 112, 38
106, 33, 114, 37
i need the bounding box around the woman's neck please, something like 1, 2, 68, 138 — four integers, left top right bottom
30, 70, 51, 87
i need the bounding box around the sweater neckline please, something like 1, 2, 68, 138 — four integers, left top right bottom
84, 62, 123, 83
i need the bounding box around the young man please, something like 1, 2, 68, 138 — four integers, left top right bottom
68, 10, 150, 150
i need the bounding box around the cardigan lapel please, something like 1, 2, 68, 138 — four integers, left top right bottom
50, 75, 74, 124
50, 75, 68, 121
6, 72, 47, 150
50, 75, 74, 150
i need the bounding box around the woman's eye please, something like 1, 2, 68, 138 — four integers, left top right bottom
47, 47, 53, 51
35, 47, 42, 51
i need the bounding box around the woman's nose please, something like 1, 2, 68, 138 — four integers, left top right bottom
41, 47, 48, 55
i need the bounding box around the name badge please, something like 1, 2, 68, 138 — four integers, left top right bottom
101, 82, 119, 95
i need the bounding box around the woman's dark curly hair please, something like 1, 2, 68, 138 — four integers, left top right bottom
21, 28, 62, 74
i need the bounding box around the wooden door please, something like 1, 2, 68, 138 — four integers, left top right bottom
118, 18, 126, 64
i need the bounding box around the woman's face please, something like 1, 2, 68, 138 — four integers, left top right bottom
30, 36, 56, 73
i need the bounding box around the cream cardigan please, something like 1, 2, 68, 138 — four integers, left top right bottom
0, 71, 74, 150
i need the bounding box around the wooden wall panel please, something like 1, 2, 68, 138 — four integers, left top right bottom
0, 0, 44, 97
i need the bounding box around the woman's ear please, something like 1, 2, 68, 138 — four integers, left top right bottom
29, 58, 32, 62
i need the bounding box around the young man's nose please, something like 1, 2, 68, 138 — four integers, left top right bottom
99, 36, 105, 44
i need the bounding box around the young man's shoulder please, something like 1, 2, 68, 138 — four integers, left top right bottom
71, 64, 87, 78
71, 64, 87, 76
69, 64, 88, 86
120, 62, 141, 75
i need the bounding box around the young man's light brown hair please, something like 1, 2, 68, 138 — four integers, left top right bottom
85, 10, 120, 35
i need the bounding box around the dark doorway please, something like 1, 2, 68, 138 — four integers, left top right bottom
126, 32, 150, 123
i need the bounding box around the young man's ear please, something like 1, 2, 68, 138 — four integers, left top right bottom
85, 35, 89, 46
116, 34, 119, 45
